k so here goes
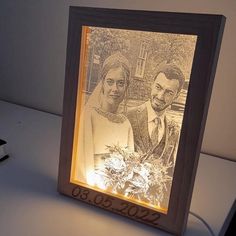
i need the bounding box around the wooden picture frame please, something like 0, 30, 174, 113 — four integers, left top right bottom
58, 6, 225, 235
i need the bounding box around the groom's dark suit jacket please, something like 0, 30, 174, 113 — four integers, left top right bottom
127, 102, 180, 209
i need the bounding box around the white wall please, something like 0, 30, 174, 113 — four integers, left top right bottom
0, 0, 236, 160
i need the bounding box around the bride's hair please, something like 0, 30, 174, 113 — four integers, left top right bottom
85, 52, 131, 113
100, 52, 131, 86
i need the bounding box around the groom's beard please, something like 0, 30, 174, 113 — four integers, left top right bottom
151, 96, 169, 112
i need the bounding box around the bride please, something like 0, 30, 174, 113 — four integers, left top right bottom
75, 52, 134, 185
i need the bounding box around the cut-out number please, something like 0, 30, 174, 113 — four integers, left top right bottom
127, 206, 139, 217
71, 186, 89, 201
80, 189, 89, 200
117, 202, 129, 214
93, 194, 114, 209
72, 186, 81, 197
135, 209, 149, 221
94, 194, 104, 205
102, 197, 114, 208
146, 212, 161, 225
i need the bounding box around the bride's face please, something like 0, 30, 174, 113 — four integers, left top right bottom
102, 66, 127, 107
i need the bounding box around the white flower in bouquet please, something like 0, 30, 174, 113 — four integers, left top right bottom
104, 153, 126, 172
133, 162, 152, 182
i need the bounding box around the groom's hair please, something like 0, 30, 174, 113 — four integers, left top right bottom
154, 63, 185, 93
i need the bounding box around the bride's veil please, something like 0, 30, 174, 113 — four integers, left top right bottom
84, 81, 103, 111
75, 52, 131, 184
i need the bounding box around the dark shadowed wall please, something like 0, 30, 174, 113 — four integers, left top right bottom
0, 0, 235, 160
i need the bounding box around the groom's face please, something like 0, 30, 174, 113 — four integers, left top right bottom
151, 72, 180, 112
103, 66, 127, 106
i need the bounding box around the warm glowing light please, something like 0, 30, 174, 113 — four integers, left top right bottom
86, 170, 107, 190
71, 144, 169, 214
95, 174, 107, 190
86, 171, 96, 186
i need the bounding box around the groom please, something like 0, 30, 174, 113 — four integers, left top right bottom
127, 63, 185, 208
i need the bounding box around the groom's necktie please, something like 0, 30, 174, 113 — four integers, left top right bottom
150, 117, 160, 146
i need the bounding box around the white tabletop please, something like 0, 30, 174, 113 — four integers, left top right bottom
0, 101, 235, 236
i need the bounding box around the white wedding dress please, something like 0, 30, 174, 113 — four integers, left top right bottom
73, 81, 134, 185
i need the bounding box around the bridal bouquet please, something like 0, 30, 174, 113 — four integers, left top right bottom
95, 145, 173, 207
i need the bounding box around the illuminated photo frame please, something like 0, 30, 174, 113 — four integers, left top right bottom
58, 7, 225, 235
